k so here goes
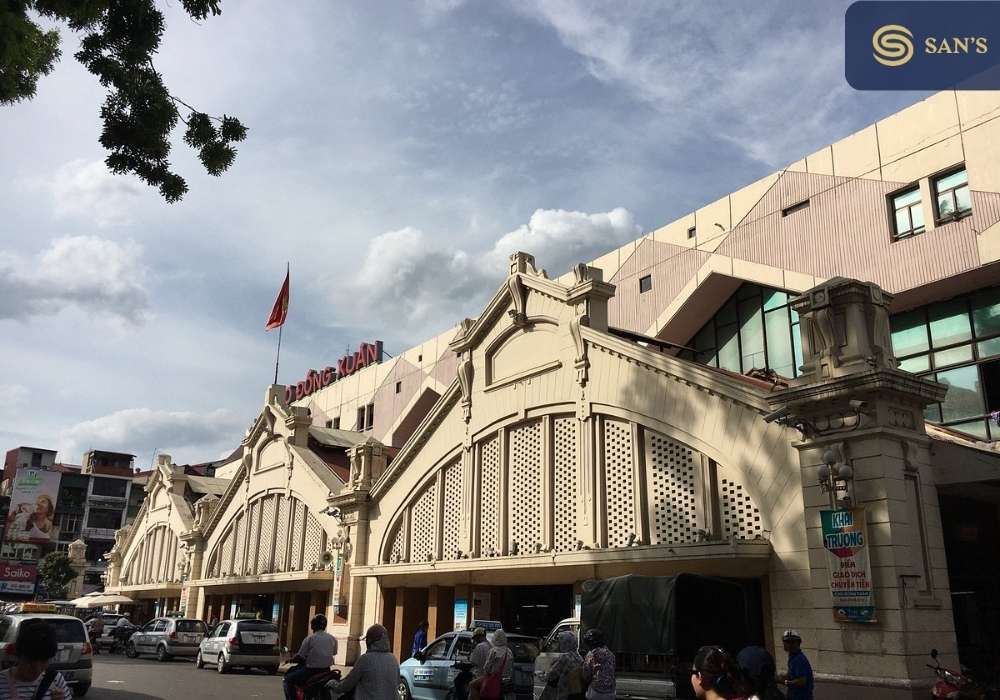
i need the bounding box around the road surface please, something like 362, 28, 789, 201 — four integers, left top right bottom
86, 654, 283, 699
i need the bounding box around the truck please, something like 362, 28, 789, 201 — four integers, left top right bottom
533, 574, 764, 700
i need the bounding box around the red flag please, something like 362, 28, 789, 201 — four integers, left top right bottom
265, 268, 289, 331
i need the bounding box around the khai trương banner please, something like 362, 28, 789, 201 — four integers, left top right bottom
821, 507, 877, 623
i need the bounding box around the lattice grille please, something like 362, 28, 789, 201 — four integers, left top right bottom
603, 419, 636, 547
509, 420, 543, 554
410, 483, 437, 562
553, 417, 578, 552
386, 519, 406, 563
480, 436, 501, 555
274, 495, 289, 572
720, 476, 763, 540
220, 525, 235, 576
258, 495, 277, 573
303, 511, 323, 569
247, 501, 260, 575
647, 432, 698, 544
233, 514, 246, 575
289, 500, 304, 571
442, 461, 463, 560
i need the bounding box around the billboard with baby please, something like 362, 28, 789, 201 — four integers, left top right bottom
4, 469, 62, 544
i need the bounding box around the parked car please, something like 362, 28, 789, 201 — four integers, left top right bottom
399, 629, 538, 700
196, 618, 280, 674
126, 616, 208, 661
0, 603, 93, 696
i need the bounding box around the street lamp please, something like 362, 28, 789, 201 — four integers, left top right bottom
818, 446, 854, 510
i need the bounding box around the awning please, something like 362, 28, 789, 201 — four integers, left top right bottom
70, 593, 136, 608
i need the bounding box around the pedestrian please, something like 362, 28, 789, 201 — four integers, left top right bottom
690, 645, 750, 700
0, 619, 71, 699
88, 615, 104, 655
326, 624, 399, 700
778, 630, 814, 700
283, 614, 338, 700
469, 627, 491, 676
208, 617, 219, 631
736, 646, 782, 700
478, 629, 514, 700
544, 630, 585, 700
411, 620, 429, 659
581, 629, 615, 700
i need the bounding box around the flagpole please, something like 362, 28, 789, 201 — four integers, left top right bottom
273, 323, 283, 385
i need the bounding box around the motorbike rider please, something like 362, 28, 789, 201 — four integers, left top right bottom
284, 614, 338, 700
469, 628, 490, 676
326, 624, 399, 700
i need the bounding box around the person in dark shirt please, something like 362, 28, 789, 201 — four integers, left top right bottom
779, 630, 814, 700
411, 621, 429, 659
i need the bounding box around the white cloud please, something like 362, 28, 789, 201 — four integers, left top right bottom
59, 407, 244, 466
0, 236, 149, 323
48, 159, 145, 227
343, 207, 639, 334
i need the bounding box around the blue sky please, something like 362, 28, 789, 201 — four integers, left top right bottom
0, 0, 927, 465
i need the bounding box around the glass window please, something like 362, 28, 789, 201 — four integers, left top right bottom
717, 324, 740, 372
693, 325, 715, 351
892, 187, 925, 239
949, 420, 989, 440
936, 365, 984, 422
424, 636, 452, 660
929, 299, 972, 348
765, 309, 794, 377
924, 402, 942, 423
687, 226, 696, 239
92, 478, 127, 498
762, 289, 788, 311
933, 345, 974, 368
934, 168, 972, 220
972, 289, 1000, 338
898, 354, 931, 373
716, 298, 737, 325
891, 310, 930, 357
452, 636, 474, 660
639, 275, 652, 294
738, 300, 765, 370
979, 338, 1000, 359
791, 325, 803, 375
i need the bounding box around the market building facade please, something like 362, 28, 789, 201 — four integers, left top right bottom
106, 89, 1000, 697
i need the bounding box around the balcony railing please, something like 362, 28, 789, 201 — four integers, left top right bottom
82, 527, 118, 539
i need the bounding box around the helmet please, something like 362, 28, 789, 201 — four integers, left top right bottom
782, 629, 802, 641
583, 628, 605, 648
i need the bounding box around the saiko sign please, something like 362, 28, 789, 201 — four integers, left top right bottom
286, 341, 384, 403
0, 562, 38, 595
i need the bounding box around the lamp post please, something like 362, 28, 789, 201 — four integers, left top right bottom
818, 446, 854, 510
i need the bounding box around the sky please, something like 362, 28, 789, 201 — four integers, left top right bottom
0, 0, 928, 467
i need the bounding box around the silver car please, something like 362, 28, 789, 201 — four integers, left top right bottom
126, 616, 207, 661
0, 611, 93, 696
196, 618, 280, 675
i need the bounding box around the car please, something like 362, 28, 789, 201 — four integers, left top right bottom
196, 618, 280, 674
126, 616, 208, 661
398, 630, 538, 700
0, 604, 93, 696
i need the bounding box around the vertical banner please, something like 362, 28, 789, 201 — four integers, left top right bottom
453, 599, 468, 631
821, 507, 877, 623
4, 470, 62, 544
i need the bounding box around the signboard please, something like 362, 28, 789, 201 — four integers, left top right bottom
821, 507, 877, 623
285, 341, 383, 403
0, 562, 38, 596
453, 599, 468, 631
4, 470, 61, 545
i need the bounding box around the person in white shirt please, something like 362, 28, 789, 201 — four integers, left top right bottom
0, 620, 70, 700
283, 614, 338, 700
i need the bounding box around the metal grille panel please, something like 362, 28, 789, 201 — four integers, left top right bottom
553, 417, 578, 552
647, 432, 698, 544
258, 495, 277, 573
508, 420, 543, 553
233, 513, 246, 576
603, 419, 635, 548
289, 500, 304, 571
442, 461, 463, 560
247, 501, 260, 575
410, 483, 437, 562
387, 520, 405, 563
479, 436, 501, 556
274, 495, 289, 573
721, 476, 763, 540
303, 511, 323, 569
220, 523, 235, 576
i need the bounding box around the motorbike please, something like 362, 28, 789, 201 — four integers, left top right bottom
285, 664, 343, 700
927, 648, 996, 699
110, 624, 139, 655
445, 660, 476, 700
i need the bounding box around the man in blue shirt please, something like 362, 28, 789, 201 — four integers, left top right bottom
781, 630, 814, 700
411, 620, 429, 659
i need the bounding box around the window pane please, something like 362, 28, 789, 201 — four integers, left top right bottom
924, 402, 942, 423
928, 299, 972, 348
978, 337, 1000, 359
956, 185, 972, 213
717, 298, 737, 325
717, 324, 740, 372
933, 344, 974, 368
898, 354, 930, 373
737, 284, 761, 301
947, 420, 989, 441
895, 208, 911, 235
938, 193, 955, 218
696, 350, 718, 367
891, 310, 930, 356
739, 299, 765, 370
762, 289, 788, 311
765, 309, 794, 376
694, 325, 715, 351
972, 288, 1000, 337
936, 169, 967, 192
893, 188, 921, 208
791, 323, 803, 376
936, 365, 984, 422
910, 203, 925, 230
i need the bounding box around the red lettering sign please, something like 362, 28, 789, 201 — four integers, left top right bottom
285, 341, 383, 403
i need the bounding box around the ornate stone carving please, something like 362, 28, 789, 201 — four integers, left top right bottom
193, 493, 219, 530
457, 353, 474, 423
569, 314, 590, 387
506, 274, 528, 327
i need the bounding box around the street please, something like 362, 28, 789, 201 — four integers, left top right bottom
86, 655, 283, 700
